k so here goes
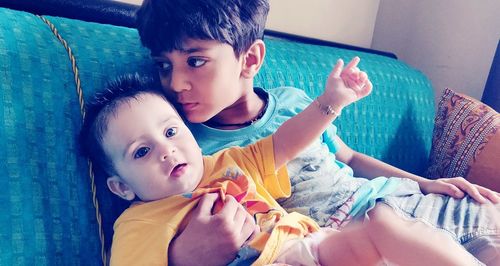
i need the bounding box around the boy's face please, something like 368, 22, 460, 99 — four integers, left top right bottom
102, 93, 204, 201
153, 39, 247, 123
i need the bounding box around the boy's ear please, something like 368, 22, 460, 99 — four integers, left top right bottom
241, 40, 266, 79
107, 176, 136, 201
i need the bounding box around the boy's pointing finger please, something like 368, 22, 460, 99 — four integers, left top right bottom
344, 56, 360, 71
331, 59, 344, 78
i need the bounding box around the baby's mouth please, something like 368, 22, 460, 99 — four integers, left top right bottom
170, 163, 187, 178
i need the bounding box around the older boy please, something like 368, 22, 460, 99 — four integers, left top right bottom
136, 0, 500, 265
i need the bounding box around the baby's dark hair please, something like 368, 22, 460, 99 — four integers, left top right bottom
79, 73, 165, 176
79, 74, 165, 251
136, 0, 269, 56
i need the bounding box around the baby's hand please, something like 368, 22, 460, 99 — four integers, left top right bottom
319, 57, 373, 113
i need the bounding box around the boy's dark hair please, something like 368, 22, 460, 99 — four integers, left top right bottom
79, 73, 164, 176
136, 0, 269, 56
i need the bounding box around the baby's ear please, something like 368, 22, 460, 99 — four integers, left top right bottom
107, 176, 136, 201
241, 39, 266, 79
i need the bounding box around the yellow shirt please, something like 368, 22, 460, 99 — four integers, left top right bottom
109, 136, 319, 266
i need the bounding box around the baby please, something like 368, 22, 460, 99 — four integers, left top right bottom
80, 59, 483, 265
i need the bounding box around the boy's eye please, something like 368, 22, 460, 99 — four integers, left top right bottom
134, 147, 150, 159
156, 61, 172, 72
165, 127, 177, 138
187, 58, 206, 68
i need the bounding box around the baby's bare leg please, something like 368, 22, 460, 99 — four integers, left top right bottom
317, 226, 385, 265
318, 204, 480, 266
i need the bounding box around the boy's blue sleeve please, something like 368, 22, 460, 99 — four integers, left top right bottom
321, 124, 340, 154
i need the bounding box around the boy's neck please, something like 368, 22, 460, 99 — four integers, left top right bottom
204, 88, 268, 129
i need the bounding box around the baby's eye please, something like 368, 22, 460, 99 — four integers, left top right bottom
187, 57, 206, 68
165, 127, 177, 138
134, 147, 150, 159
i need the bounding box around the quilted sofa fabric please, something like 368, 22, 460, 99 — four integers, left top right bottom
0, 8, 154, 266
256, 37, 436, 173
0, 7, 435, 265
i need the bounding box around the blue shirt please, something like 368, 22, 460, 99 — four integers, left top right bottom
188, 87, 340, 156
188, 87, 400, 225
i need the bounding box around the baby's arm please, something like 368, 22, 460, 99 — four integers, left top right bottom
273, 57, 372, 169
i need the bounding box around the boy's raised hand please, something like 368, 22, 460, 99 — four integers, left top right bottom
320, 57, 373, 112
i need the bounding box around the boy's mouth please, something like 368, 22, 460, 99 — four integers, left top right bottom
181, 102, 198, 113
170, 163, 187, 178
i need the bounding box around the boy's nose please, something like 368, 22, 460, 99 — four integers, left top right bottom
169, 70, 191, 93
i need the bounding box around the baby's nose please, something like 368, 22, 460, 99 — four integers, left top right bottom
160, 143, 176, 160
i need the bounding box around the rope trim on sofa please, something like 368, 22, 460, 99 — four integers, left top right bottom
37, 15, 107, 266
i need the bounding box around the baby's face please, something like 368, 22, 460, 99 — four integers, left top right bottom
102, 93, 204, 201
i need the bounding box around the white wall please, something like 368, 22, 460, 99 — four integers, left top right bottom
113, 0, 380, 48
371, 0, 500, 103
266, 0, 380, 48
113, 0, 141, 5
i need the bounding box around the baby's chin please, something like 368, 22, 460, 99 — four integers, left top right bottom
178, 169, 204, 195
143, 177, 203, 201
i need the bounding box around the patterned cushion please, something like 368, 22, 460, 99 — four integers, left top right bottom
425, 88, 500, 192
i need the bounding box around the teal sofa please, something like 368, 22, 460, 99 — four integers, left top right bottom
0, 4, 436, 265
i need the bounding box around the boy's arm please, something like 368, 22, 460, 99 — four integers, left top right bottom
335, 138, 431, 182
273, 57, 372, 169
335, 125, 500, 204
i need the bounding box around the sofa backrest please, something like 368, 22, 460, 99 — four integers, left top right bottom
254, 37, 436, 173
0, 8, 151, 266
0, 7, 436, 265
